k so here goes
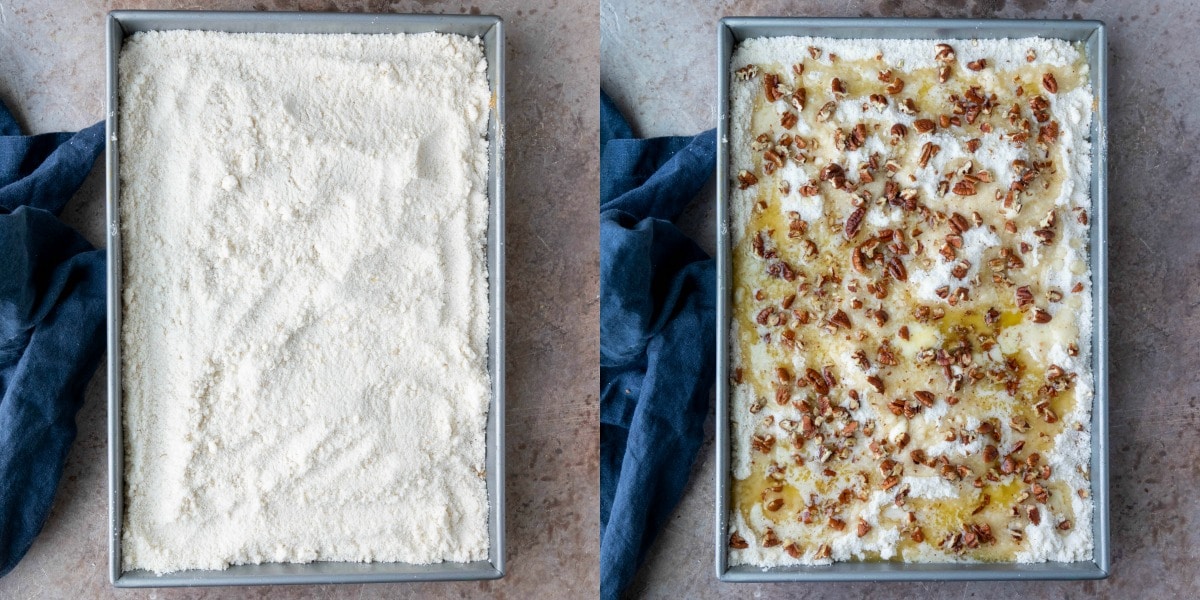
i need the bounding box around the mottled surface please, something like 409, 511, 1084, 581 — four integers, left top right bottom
0, 1, 598, 598
604, 0, 1200, 598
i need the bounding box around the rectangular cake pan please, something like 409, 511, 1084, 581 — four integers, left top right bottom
714, 17, 1108, 582
105, 10, 505, 587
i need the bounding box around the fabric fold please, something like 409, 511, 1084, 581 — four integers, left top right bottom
599, 90, 717, 600
0, 100, 105, 578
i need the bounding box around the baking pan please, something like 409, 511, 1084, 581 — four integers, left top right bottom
105, 10, 505, 587
714, 17, 1108, 582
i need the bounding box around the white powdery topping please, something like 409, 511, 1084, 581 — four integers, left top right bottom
912, 131, 966, 199
830, 491, 902, 561
728, 338, 758, 480
908, 226, 1000, 302
925, 435, 982, 459
901, 476, 957, 500
867, 204, 901, 227
837, 98, 916, 127
1050, 87, 1095, 204
835, 351, 881, 423
734, 36, 1082, 72
972, 131, 1030, 188
777, 161, 808, 195
919, 399, 950, 424
119, 31, 491, 574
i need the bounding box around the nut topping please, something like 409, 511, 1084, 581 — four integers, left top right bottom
866, 375, 885, 394
735, 64, 760, 81
845, 207, 866, 239
816, 101, 837, 122
952, 180, 978, 196
731, 38, 1094, 560
934, 43, 956, 63
856, 519, 872, 537
763, 73, 782, 102
1042, 73, 1058, 94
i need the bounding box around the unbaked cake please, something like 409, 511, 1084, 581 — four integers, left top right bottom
728, 36, 1094, 565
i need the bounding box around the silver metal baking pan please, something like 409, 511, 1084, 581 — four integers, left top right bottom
714, 17, 1108, 582
105, 10, 505, 587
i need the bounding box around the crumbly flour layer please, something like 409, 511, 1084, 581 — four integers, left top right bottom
119, 31, 491, 574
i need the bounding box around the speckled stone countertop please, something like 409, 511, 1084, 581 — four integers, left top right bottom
0, 1, 598, 598
604, 0, 1200, 598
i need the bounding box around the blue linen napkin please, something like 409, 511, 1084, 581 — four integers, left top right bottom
0, 100, 105, 577
599, 91, 716, 599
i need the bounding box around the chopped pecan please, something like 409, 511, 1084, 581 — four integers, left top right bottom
763, 73, 782, 101
816, 101, 837, 122
952, 180, 978, 196
845, 207, 865, 239
866, 375, 885, 394
1042, 73, 1058, 94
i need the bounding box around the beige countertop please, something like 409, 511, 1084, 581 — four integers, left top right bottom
603, 0, 1200, 598
0, 1, 599, 598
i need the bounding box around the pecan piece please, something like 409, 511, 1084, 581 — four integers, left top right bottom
952, 180, 978, 196
763, 72, 782, 102
806, 368, 830, 395
730, 531, 749, 549
1042, 73, 1058, 94
734, 64, 759, 81
913, 390, 935, 407
816, 101, 837, 122
856, 519, 872, 538
762, 527, 782, 547
1016, 286, 1034, 308
935, 43, 956, 63
866, 375, 885, 394
844, 207, 865, 239
913, 118, 936, 133
790, 88, 807, 112
886, 256, 907, 281
830, 309, 852, 329
918, 142, 939, 169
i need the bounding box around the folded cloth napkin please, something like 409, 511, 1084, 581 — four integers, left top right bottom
0, 100, 105, 577
599, 91, 716, 599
